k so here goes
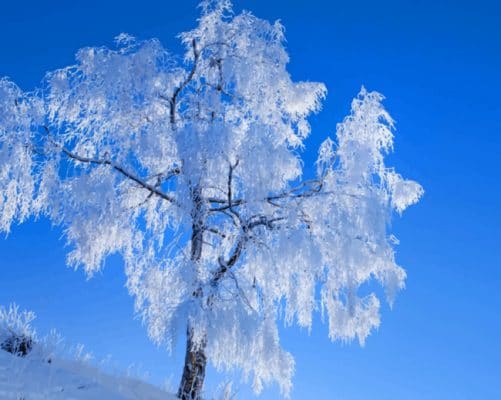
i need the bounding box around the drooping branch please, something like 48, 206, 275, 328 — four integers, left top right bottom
44, 127, 179, 205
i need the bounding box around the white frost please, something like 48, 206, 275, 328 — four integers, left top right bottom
0, 0, 423, 396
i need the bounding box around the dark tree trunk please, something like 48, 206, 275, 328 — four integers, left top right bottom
178, 184, 207, 399
177, 328, 207, 399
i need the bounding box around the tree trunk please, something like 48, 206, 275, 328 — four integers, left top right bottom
178, 184, 207, 399
177, 328, 207, 399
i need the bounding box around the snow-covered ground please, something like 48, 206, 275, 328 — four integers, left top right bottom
0, 350, 176, 400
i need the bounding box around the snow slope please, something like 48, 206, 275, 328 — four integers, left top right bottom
0, 350, 176, 400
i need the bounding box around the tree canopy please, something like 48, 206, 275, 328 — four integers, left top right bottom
0, 1, 423, 397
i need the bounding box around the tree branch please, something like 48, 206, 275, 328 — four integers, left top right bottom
203, 226, 226, 238
227, 159, 239, 209
211, 215, 284, 285
44, 127, 178, 205
208, 177, 323, 212
169, 39, 200, 126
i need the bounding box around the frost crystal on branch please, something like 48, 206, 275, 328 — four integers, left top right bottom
0, 1, 422, 397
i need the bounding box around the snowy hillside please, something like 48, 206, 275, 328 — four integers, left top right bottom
0, 350, 176, 400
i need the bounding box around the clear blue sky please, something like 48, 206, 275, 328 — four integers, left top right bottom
1, 0, 500, 398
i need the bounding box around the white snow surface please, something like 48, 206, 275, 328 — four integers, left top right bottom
0, 350, 175, 400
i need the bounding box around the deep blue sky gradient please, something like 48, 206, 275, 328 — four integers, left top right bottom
0, 1, 500, 398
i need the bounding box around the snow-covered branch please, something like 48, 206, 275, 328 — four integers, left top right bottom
45, 127, 179, 205
167, 39, 200, 126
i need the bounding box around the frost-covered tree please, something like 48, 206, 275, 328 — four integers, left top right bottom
0, 1, 423, 398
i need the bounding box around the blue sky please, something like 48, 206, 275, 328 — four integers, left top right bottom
1, 0, 500, 398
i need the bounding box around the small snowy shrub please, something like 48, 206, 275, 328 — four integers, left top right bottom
0, 304, 36, 357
